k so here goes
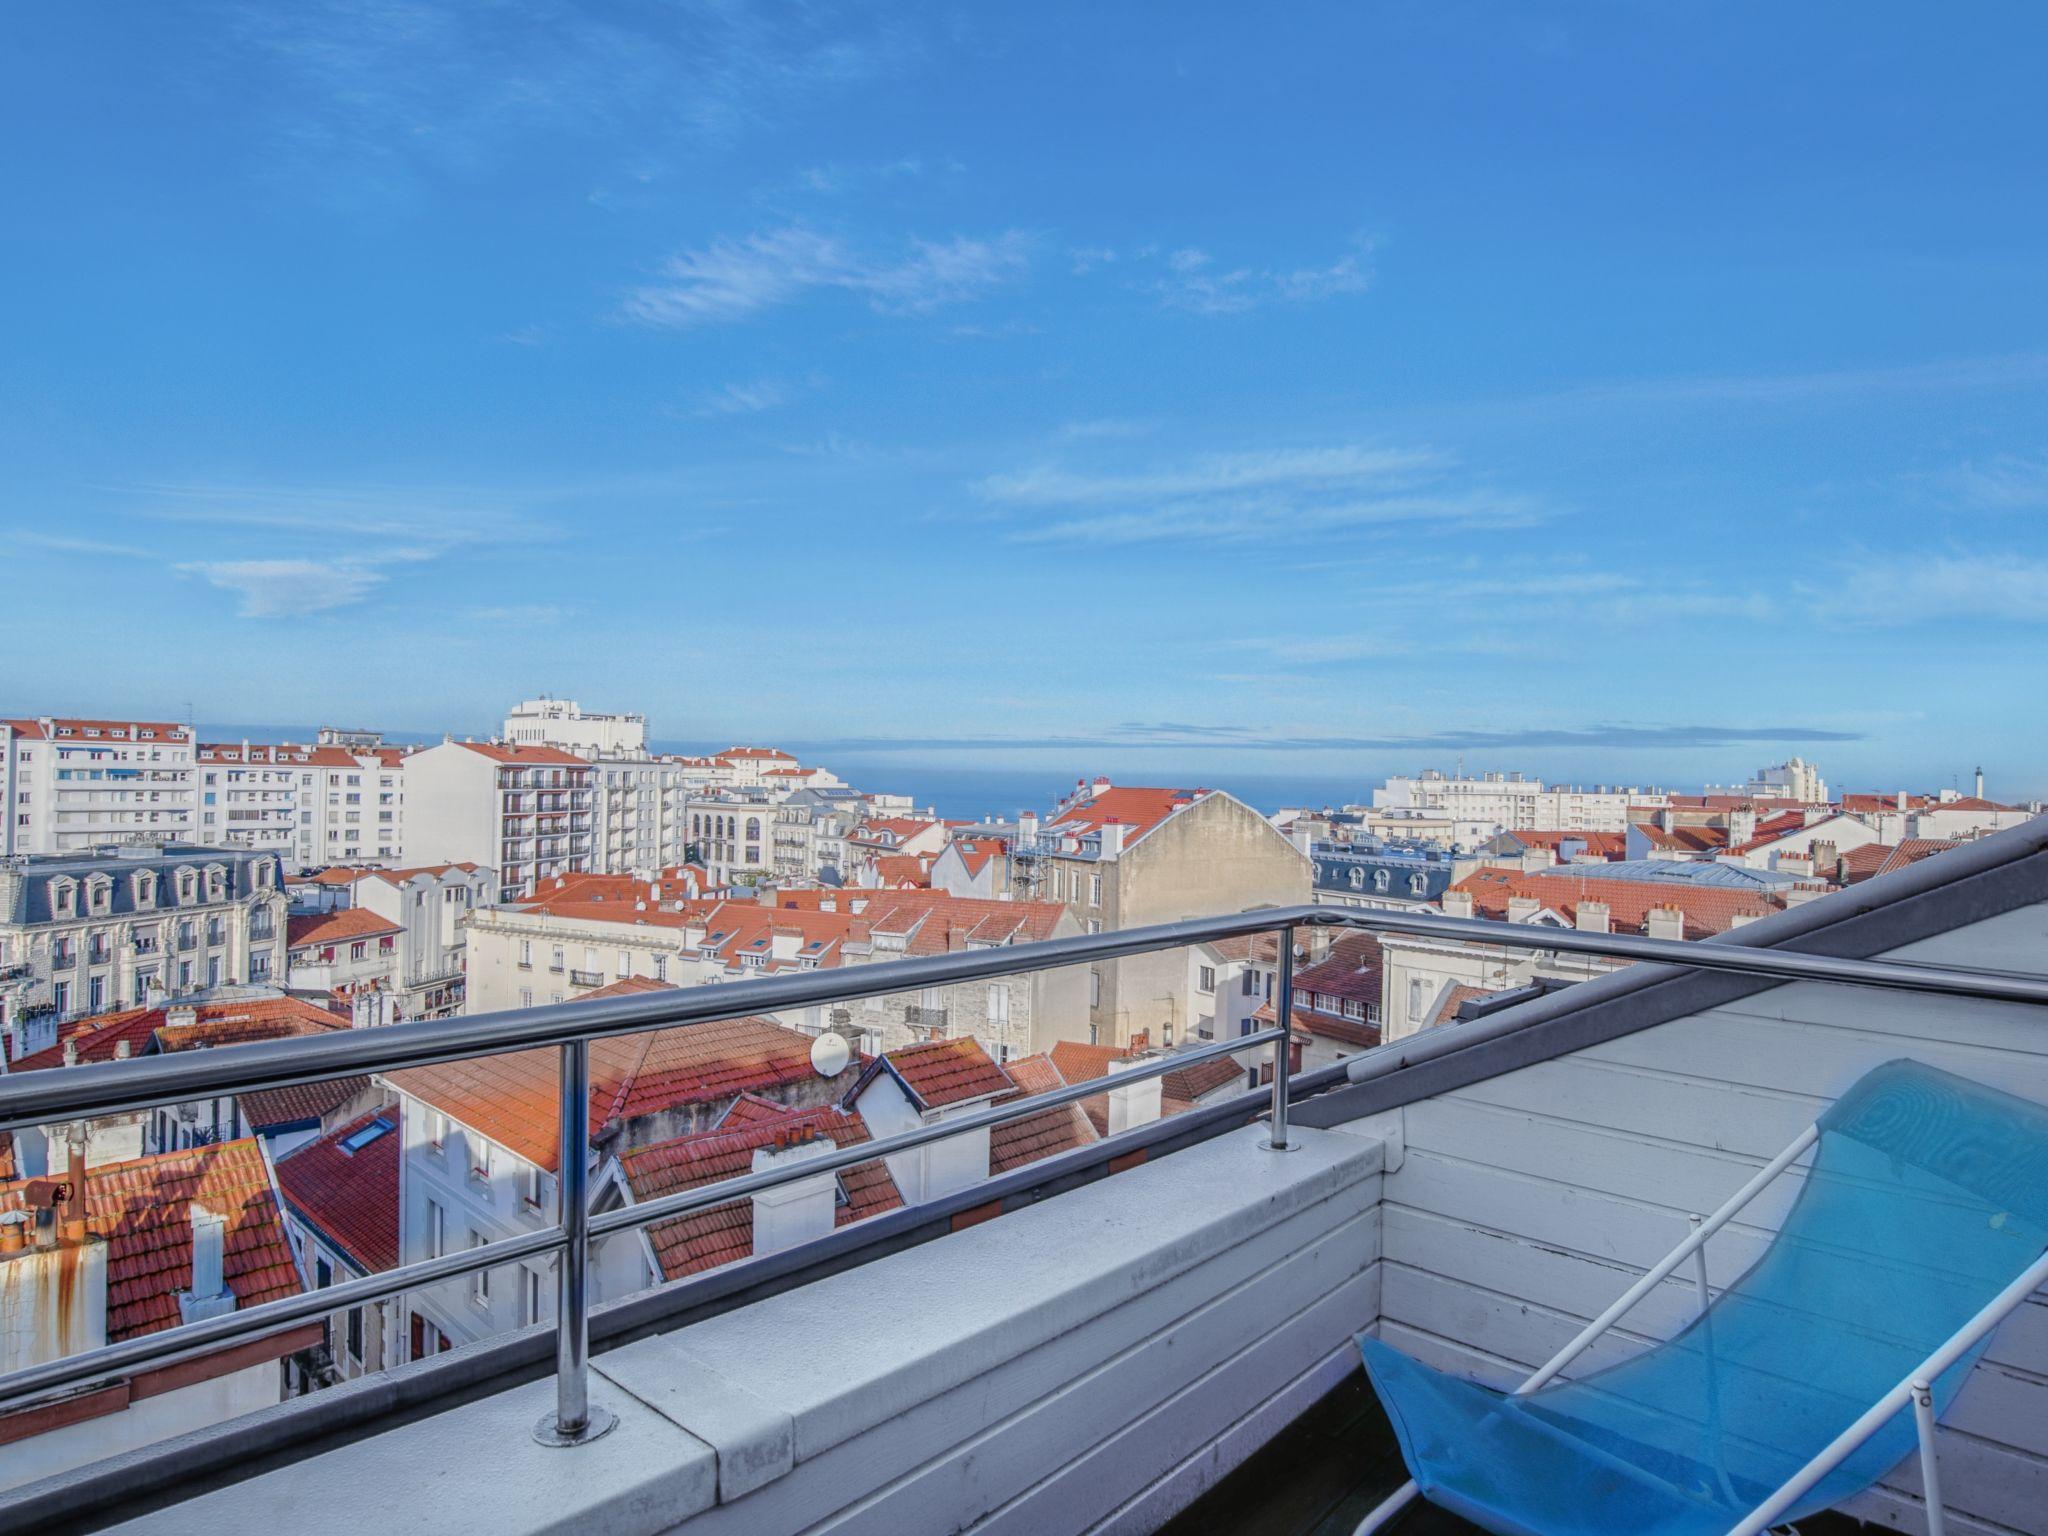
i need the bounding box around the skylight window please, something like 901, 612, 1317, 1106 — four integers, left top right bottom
339, 1118, 394, 1155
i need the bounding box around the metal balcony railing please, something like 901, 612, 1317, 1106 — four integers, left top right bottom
0, 902, 2043, 1456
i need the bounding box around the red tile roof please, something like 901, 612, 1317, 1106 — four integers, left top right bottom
287, 908, 402, 949
385, 1012, 820, 1170
874, 1038, 1014, 1109
1429, 983, 1499, 1029
457, 741, 590, 764
1451, 867, 1777, 939
11, 1007, 161, 1072
1838, 839, 1963, 885
1047, 1041, 1130, 1084
1631, 822, 1729, 853
155, 998, 348, 1052
275, 1109, 401, 1273
1045, 784, 1205, 847
1160, 1055, 1244, 1111
871, 855, 933, 887
1501, 829, 1627, 859
1002, 1053, 1066, 1096
617, 1107, 899, 1280
986, 1055, 1100, 1173
2, 718, 190, 742
239, 1075, 376, 1132
718, 1092, 796, 1128
0, 1140, 299, 1341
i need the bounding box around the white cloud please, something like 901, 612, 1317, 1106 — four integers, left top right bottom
980, 444, 1441, 507
1817, 554, 2048, 625
623, 225, 1029, 328
1945, 454, 2048, 511
3, 531, 152, 559
977, 443, 1536, 548
1149, 243, 1374, 315
179, 559, 386, 618
693, 378, 792, 416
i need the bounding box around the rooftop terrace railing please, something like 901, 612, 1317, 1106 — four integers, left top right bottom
0, 900, 2045, 1452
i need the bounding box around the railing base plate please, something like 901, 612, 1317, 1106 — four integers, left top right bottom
532, 1405, 619, 1447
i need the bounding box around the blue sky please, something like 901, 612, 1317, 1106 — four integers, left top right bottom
4, 3, 2046, 798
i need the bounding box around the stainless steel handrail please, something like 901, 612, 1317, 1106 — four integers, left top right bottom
0, 899, 2042, 1440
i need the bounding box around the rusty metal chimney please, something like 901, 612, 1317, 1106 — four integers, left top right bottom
60, 1133, 89, 1246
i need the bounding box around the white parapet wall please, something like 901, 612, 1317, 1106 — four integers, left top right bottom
110, 1121, 1386, 1536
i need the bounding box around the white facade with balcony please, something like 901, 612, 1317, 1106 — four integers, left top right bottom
503, 698, 647, 759
0, 718, 197, 857
402, 741, 594, 903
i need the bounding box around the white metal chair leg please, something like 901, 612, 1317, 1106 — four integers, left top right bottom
1353, 1477, 1419, 1535
1911, 1379, 1948, 1536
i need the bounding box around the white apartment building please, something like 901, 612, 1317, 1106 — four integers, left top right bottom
502, 697, 647, 759
1, 718, 197, 856
196, 742, 408, 869
0, 844, 289, 1058
401, 741, 595, 903
684, 790, 781, 885
1372, 769, 1668, 838
589, 756, 690, 874
348, 863, 490, 1019
1706, 756, 1830, 804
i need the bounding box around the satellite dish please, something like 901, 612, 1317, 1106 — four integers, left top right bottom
810, 1032, 852, 1079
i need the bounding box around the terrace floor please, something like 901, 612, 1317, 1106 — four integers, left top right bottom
1154, 1367, 1881, 1536
1154, 1368, 1480, 1536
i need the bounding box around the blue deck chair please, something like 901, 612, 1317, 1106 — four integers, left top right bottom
1356, 1059, 2048, 1536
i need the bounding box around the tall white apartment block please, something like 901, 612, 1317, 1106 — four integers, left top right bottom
1706, 756, 1829, 805
590, 757, 690, 874
1, 718, 198, 856
502, 698, 646, 759
1372, 769, 1668, 838
402, 741, 594, 903
197, 743, 409, 870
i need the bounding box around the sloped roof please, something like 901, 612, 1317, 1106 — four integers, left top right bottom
864, 1038, 1013, 1110
239, 1075, 376, 1133
10, 994, 343, 1073
1291, 932, 1385, 1004
384, 1011, 818, 1170
275, 1110, 401, 1273
988, 1056, 1099, 1173
617, 1107, 900, 1281
1451, 867, 1777, 939
1045, 785, 1205, 847
1428, 983, 1499, 1029
0, 1139, 300, 1341
287, 908, 402, 948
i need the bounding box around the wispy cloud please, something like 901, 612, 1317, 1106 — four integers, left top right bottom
1149, 242, 1373, 315
3, 531, 153, 559
467, 604, 571, 625
179, 559, 388, 618
623, 225, 1029, 328
1815, 554, 2048, 626
692, 378, 794, 417
1944, 453, 2048, 511
1055, 418, 1154, 442
977, 443, 1536, 547
1530, 353, 2048, 412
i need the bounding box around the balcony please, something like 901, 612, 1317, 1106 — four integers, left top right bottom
2, 818, 2046, 1536
568, 969, 602, 988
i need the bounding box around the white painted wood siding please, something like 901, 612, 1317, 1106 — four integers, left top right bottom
1377, 901, 2048, 1536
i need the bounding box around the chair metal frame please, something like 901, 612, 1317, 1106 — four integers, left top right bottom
1357, 1115, 2048, 1536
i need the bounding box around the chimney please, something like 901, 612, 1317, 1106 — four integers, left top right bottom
177, 1202, 236, 1324
62, 1039, 77, 1068
1097, 818, 1126, 858
60, 1134, 88, 1246
166, 1005, 197, 1031
749, 1135, 838, 1258
1645, 905, 1686, 943
1106, 1059, 1163, 1135
1727, 805, 1758, 848
1441, 890, 1475, 920
1575, 900, 1610, 934
1975, 767, 1985, 800
1506, 896, 1542, 925
1895, 791, 1909, 811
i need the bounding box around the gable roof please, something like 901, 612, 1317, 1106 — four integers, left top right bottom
0, 1139, 299, 1341
287, 908, 402, 949
455, 741, 589, 765
617, 1107, 899, 1281
851, 1037, 1014, 1112
384, 1010, 819, 1170
10, 995, 344, 1073
1045, 784, 1206, 848
239, 1076, 377, 1134
1450, 866, 1778, 939
274, 1109, 401, 1273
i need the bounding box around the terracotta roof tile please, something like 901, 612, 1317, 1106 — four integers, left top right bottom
878, 1038, 1013, 1109
618, 1108, 899, 1280
0, 1140, 299, 1341
287, 908, 402, 948
239, 1076, 376, 1132
275, 1109, 401, 1273
385, 1011, 819, 1170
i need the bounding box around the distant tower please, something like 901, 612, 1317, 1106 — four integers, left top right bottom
1975, 766, 1985, 800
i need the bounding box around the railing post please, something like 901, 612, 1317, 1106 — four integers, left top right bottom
1266, 923, 1295, 1151
1912, 1379, 1948, 1536
534, 1038, 616, 1446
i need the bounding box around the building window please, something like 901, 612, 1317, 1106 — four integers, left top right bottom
1089, 874, 1103, 906
520, 1165, 544, 1211
471, 1142, 493, 1189
521, 1268, 543, 1327
1089, 970, 1101, 1008
518, 939, 532, 969
1198, 965, 1216, 993
315, 1255, 333, 1290
425, 1199, 446, 1258
469, 1233, 490, 1306
426, 1110, 447, 1151
346, 1306, 365, 1363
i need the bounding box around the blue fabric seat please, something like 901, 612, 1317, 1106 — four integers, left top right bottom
1360, 1059, 2048, 1536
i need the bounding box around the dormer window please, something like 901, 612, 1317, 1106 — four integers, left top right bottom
1374, 870, 1392, 893
203, 864, 227, 901
133, 871, 157, 908
86, 875, 112, 915
176, 867, 197, 903
49, 878, 77, 918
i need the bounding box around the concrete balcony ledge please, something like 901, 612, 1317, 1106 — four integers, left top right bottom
111, 1122, 1386, 1536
